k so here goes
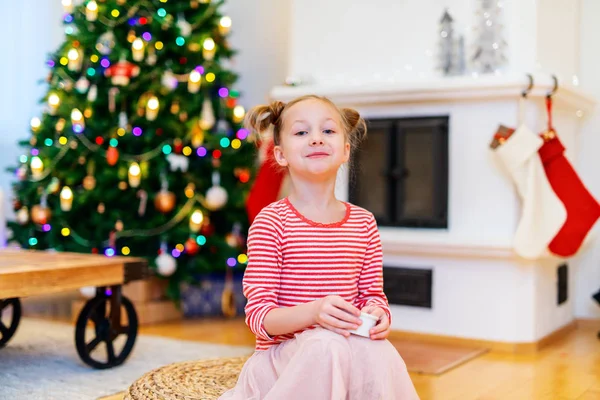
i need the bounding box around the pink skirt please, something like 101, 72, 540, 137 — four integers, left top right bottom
218, 327, 420, 400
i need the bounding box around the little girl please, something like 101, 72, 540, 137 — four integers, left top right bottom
219, 95, 419, 400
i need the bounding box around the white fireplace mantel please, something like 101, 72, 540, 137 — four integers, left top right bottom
271, 74, 596, 113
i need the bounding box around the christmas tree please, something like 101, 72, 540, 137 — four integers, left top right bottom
6, 0, 256, 301
471, 0, 507, 74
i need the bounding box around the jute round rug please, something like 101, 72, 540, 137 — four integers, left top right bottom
0, 318, 253, 400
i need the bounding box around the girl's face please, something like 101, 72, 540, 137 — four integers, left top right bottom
274, 99, 350, 180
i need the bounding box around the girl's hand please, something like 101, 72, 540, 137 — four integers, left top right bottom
313, 295, 362, 337
361, 305, 391, 340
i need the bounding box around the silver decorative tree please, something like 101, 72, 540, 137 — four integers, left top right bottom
437, 9, 466, 76
471, 0, 508, 74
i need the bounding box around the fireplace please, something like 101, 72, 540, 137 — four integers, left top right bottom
350, 116, 449, 229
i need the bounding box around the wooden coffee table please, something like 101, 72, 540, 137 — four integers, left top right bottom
0, 249, 149, 369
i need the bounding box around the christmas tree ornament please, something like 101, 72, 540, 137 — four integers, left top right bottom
185, 237, 199, 255
170, 100, 180, 114
146, 47, 157, 66
132, 38, 145, 62
96, 31, 116, 55
173, 138, 184, 153
161, 70, 178, 91
177, 13, 192, 36
155, 174, 176, 213
218, 16, 232, 35
108, 87, 119, 113
87, 84, 98, 102
202, 38, 216, 60
16, 207, 29, 225
156, 242, 177, 276
104, 60, 140, 86
200, 98, 215, 130
106, 146, 119, 165
128, 162, 141, 187
205, 171, 228, 210
191, 121, 204, 147
31, 195, 51, 225
16, 165, 27, 181
137, 190, 148, 216
67, 48, 83, 71
146, 96, 160, 121
189, 209, 204, 232
83, 175, 96, 190
118, 111, 128, 129
60, 186, 73, 211
30, 156, 44, 180
166, 153, 189, 172
85, 1, 98, 21
187, 69, 202, 93
75, 77, 90, 94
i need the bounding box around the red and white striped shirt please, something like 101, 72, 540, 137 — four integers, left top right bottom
243, 198, 391, 351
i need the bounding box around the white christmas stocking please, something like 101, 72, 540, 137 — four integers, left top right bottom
493, 125, 567, 259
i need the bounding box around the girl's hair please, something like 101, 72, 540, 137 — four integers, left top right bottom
243, 94, 367, 152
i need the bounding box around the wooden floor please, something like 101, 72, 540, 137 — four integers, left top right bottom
138, 318, 600, 400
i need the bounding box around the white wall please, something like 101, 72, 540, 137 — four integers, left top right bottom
0, 0, 291, 222
0, 0, 63, 221
574, 0, 600, 319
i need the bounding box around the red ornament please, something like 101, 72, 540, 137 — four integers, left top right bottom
185, 238, 199, 255
107, 147, 119, 166
201, 222, 215, 236
179, 57, 187, 65
173, 139, 183, 154
239, 171, 250, 183
104, 60, 140, 86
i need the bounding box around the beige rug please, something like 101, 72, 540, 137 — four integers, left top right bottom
0, 318, 253, 400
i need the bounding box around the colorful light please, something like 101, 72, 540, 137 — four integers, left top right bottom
157, 8, 167, 17
61, 228, 70, 236
105, 248, 116, 257
196, 147, 207, 157
190, 210, 204, 232
219, 16, 232, 35
227, 258, 237, 267
176, 37, 185, 46
172, 249, 181, 257
212, 149, 222, 159
44, 138, 53, 147
196, 235, 207, 245
30, 117, 41, 132
111, 9, 120, 17
155, 41, 164, 50
19, 155, 27, 163
43, 224, 51, 232
109, 138, 118, 147
142, 32, 152, 41
100, 58, 110, 68
205, 72, 215, 82
30, 156, 44, 179
220, 138, 230, 148
231, 139, 241, 149
90, 54, 99, 63
183, 146, 192, 156
29, 238, 38, 246
236, 128, 249, 140
218, 87, 229, 98
133, 127, 142, 136
31, 149, 39, 156
237, 254, 248, 264
122, 246, 131, 255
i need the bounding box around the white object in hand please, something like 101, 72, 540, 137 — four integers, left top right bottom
348, 312, 378, 338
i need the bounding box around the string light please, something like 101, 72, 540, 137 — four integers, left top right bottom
61, 228, 71, 236
86, 1, 98, 22
190, 210, 204, 232
30, 117, 41, 132
196, 235, 207, 245
237, 254, 248, 264
155, 41, 164, 50
30, 156, 44, 179
128, 162, 141, 187
121, 246, 131, 255
205, 72, 215, 82
218, 16, 232, 35
202, 38, 216, 60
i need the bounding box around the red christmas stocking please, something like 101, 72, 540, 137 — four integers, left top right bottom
538, 133, 600, 257
246, 140, 286, 224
